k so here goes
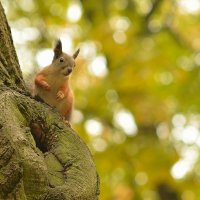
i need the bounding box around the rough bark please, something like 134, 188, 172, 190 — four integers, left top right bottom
0, 2, 100, 200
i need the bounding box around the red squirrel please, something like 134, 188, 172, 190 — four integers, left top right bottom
34, 39, 80, 121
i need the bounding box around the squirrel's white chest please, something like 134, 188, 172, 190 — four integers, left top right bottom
36, 76, 68, 107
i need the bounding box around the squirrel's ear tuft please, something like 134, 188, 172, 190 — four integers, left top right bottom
53, 39, 62, 60
73, 48, 80, 59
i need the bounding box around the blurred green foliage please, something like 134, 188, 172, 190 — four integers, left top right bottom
2, 0, 200, 199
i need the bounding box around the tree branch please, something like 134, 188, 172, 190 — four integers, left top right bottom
0, 2, 26, 90
145, 0, 163, 22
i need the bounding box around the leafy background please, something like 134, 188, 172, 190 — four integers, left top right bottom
2, 0, 200, 199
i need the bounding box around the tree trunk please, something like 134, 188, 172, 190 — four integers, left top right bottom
0, 3, 100, 200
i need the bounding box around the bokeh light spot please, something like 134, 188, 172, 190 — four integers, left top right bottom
88, 55, 108, 77
113, 31, 127, 44
84, 119, 103, 137
178, 0, 200, 14
92, 138, 107, 152
36, 49, 53, 68
66, 2, 82, 22
113, 109, 138, 136
171, 147, 198, 179
135, 172, 148, 186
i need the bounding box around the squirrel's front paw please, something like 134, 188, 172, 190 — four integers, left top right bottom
42, 82, 51, 91
56, 91, 65, 100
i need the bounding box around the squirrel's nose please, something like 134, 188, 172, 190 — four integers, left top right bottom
68, 68, 72, 74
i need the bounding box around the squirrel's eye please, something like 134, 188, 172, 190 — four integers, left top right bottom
59, 57, 64, 63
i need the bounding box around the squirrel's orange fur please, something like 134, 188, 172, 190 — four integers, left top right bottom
34, 39, 80, 121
